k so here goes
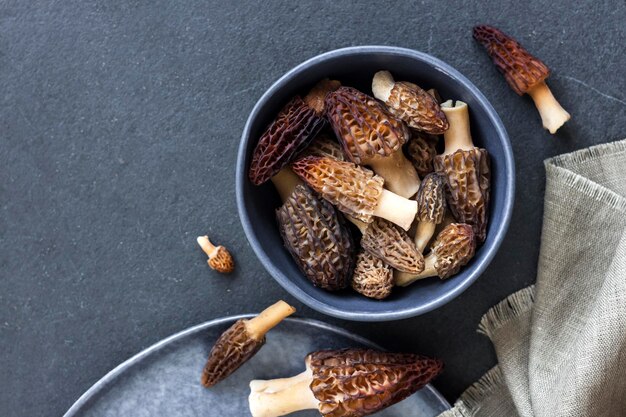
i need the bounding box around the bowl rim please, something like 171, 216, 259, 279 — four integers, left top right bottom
236, 45, 515, 321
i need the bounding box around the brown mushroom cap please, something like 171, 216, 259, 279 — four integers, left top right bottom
473, 25, 550, 95
292, 156, 384, 223
434, 148, 490, 242
406, 131, 438, 178
430, 223, 476, 279
276, 184, 355, 291
416, 173, 446, 224
361, 218, 425, 274
325, 86, 409, 164
351, 251, 393, 300
299, 131, 346, 161
309, 349, 444, 417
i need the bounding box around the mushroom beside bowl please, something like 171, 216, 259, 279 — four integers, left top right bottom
236, 46, 515, 322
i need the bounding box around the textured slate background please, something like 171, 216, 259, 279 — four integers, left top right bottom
1, 1, 624, 416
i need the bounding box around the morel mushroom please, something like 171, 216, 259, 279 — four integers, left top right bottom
299, 131, 346, 161
414, 173, 446, 253
372, 71, 448, 135
325, 86, 420, 198
395, 223, 476, 286
361, 218, 424, 274
276, 184, 355, 291
406, 131, 438, 178
201, 300, 295, 387
434, 100, 490, 242
249, 79, 341, 185
197, 236, 234, 273
292, 156, 418, 231
473, 25, 570, 134
351, 251, 393, 300
249, 348, 443, 417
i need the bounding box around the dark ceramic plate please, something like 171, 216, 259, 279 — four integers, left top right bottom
63, 316, 450, 417
237, 46, 515, 321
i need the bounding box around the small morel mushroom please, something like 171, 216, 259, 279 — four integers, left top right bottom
201, 300, 296, 387
249, 79, 341, 185
414, 173, 446, 253
351, 251, 393, 300
395, 223, 476, 287
276, 184, 355, 291
325, 86, 420, 198
406, 131, 439, 178
473, 25, 570, 134
292, 156, 418, 231
361, 218, 424, 274
372, 71, 449, 135
197, 236, 234, 273
299, 131, 346, 161
434, 100, 491, 242
249, 348, 443, 417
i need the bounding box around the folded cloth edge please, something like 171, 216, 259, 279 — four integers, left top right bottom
438, 366, 505, 417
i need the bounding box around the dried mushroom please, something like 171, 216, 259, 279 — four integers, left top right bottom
299, 131, 346, 161
249, 348, 443, 417
473, 25, 570, 134
351, 251, 393, 300
395, 223, 476, 286
276, 184, 355, 291
414, 173, 446, 252
325, 86, 420, 198
406, 131, 438, 178
202, 300, 295, 387
361, 218, 424, 274
292, 156, 418, 231
434, 100, 490, 242
372, 71, 448, 135
197, 236, 234, 273
249, 80, 341, 185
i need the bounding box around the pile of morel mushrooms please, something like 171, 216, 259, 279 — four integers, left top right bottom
249, 72, 490, 299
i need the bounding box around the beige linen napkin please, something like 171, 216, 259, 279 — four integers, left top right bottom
440, 139, 626, 417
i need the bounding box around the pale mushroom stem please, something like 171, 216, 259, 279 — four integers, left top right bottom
197, 236, 217, 257
245, 301, 296, 341
368, 151, 421, 198
394, 254, 437, 286
346, 216, 369, 234
250, 367, 312, 393
373, 189, 418, 231
441, 100, 474, 155
271, 167, 302, 203
414, 221, 436, 253
527, 81, 571, 134
371, 70, 394, 102
249, 379, 318, 417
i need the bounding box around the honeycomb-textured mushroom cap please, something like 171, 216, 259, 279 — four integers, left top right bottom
299, 131, 346, 161
309, 349, 444, 417
406, 131, 438, 178
197, 236, 235, 274
292, 156, 384, 224
276, 184, 355, 291
351, 251, 393, 300
249, 96, 326, 185
325, 86, 409, 164
434, 148, 490, 242
361, 218, 424, 273
473, 25, 550, 95
416, 173, 446, 224
430, 223, 476, 279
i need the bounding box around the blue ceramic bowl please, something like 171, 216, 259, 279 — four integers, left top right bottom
236, 46, 514, 321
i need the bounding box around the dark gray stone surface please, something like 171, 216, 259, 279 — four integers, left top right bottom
0, 1, 624, 416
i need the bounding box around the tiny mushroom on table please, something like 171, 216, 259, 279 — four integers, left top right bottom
248, 348, 443, 417
413, 173, 446, 253
201, 300, 296, 388
395, 223, 476, 287
292, 156, 418, 231
473, 24, 570, 134
325, 86, 420, 198
197, 236, 235, 274
351, 251, 393, 300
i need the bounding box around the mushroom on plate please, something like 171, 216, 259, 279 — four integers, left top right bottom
372, 71, 448, 135
201, 300, 296, 387
395, 223, 476, 287
325, 86, 420, 198
473, 25, 570, 134
351, 251, 393, 300
249, 348, 443, 417
413, 173, 446, 253
360, 218, 424, 274
292, 156, 418, 231
197, 236, 235, 273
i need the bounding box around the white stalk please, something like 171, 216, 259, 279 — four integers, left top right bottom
245, 301, 295, 342
394, 254, 437, 286
367, 151, 421, 198
371, 70, 395, 102
271, 168, 302, 203
250, 368, 312, 394
414, 221, 436, 253
197, 236, 217, 258
527, 81, 570, 134
249, 379, 318, 417
346, 216, 369, 234
373, 189, 418, 231
441, 100, 474, 155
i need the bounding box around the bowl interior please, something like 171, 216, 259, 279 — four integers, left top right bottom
237, 47, 513, 321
